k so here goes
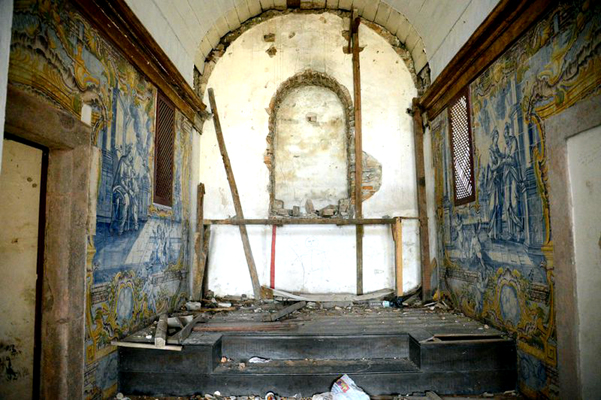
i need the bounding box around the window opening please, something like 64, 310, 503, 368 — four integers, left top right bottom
448, 88, 475, 205
154, 92, 175, 207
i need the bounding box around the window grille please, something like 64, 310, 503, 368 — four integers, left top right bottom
448, 88, 475, 205
154, 92, 175, 207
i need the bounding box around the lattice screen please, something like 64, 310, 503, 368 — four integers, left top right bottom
448, 89, 475, 205
154, 93, 175, 206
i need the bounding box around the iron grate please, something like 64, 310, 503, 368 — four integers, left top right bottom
448, 89, 475, 205
154, 93, 175, 206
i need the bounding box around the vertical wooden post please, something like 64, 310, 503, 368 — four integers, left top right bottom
412, 98, 432, 301
192, 183, 206, 300
351, 10, 364, 295
208, 88, 262, 299
392, 217, 404, 297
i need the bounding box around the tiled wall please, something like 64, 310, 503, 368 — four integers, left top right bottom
431, 1, 601, 397
9, 0, 192, 397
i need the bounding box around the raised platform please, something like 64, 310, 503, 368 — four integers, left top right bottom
118, 305, 516, 396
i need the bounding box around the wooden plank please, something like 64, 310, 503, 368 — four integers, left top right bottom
262, 301, 307, 322
154, 314, 168, 348
192, 183, 206, 300
265, 287, 393, 302
111, 340, 182, 351
419, 0, 554, 119
203, 217, 417, 225
392, 217, 403, 296
412, 99, 432, 301
73, 0, 207, 126
351, 13, 364, 296
168, 313, 207, 345
208, 88, 262, 299
193, 322, 296, 332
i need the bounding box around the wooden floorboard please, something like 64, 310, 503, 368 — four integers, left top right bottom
184, 304, 502, 342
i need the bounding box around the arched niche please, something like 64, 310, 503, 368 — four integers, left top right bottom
266, 70, 354, 216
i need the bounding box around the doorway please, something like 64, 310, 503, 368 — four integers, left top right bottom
0, 135, 47, 399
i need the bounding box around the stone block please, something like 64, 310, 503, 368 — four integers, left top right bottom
305, 199, 315, 214
319, 204, 337, 217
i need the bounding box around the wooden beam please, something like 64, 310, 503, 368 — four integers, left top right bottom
208, 88, 262, 300
111, 340, 182, 351
262, 301, 307, 322
419, 0, 555, 119
72, 0, 208, 126
192, 183, 206, 300
412, 99, 432, 301
392, 217, 403, 297
351, 11, 364, 296
347, 8, 354, 54
154, 314, 168, 348
202, 217, 418, 225
168, 313, 207, 345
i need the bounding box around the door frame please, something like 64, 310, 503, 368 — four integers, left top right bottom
4, 85, 92, 399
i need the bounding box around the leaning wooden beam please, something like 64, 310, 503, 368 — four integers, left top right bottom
192, 183, 206, 300
412, 99, 432, 301
392, 217, 404, 297
203, 217, 418, 225
208, 88, 262, 300
262, 301, 306, 322
351, 11, 364, 296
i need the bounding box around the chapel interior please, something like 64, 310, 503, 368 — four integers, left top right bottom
0, 0, 600, 398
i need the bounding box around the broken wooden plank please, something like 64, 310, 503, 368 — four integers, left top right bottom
168, 313, 207, 345
208, 88, 262, 299
392, 217, 403, 296
193, 322, 296, 332
352, 13, 364, 296
111, 340, 182, 352
155, 314, 168, 348
264, 287, 393, 302
262, 301, 306, 322
412, 99, 432, 301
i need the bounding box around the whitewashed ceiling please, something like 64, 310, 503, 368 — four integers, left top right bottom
125, 0, 499, 86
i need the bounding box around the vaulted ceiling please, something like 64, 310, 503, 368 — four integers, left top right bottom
125, 0, 499, 87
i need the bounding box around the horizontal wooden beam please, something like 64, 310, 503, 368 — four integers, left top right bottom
72, 0, 208, 126
203, 217, 419, 226
419, 0, 556, 119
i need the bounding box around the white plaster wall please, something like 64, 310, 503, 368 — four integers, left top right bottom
0, 139, 42, 399
567, 125, 601, 399
123, 0, 194, 86
0, 0, 14, 173
199, 13, 419, 297
426, 0, 499, 80
275, 86, 347, 210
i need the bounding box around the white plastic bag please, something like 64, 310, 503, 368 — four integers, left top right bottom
330, 374, 369, 400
